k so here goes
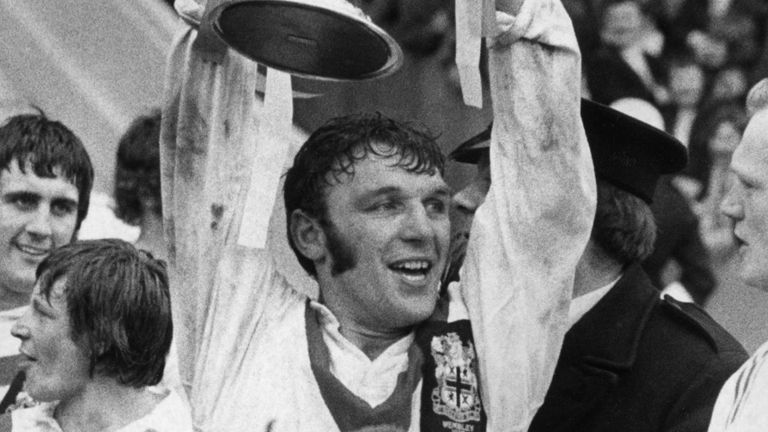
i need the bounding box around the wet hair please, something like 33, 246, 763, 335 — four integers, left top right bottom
0, 114, 94, 231
746, 78, 768, 117
592, 180, 657, 265
35, 239, 172, 388
114, 110, 162, 225
283, 112, 445, 276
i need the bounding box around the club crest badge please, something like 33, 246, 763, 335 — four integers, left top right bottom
430, 332, 482, 423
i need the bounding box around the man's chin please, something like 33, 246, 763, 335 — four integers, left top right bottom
400, 295, 439, 325
2, 271, 35, 296
743, 272, 768, 292
737, 260, 768, 291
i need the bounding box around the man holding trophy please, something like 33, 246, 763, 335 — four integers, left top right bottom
161, 0, 594, 431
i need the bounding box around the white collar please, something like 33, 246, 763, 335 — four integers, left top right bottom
11, 390, 191, 432
309, 301, 414, 407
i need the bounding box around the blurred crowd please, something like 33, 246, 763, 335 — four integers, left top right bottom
569, 0, 768, 305
573, 0, 765, 233
361, 0, 767, 248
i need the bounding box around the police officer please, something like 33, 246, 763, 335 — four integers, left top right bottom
448, 99, 748, 432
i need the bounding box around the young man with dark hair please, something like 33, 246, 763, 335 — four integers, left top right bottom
113, 109, 165, 259
0, 115, 94, 298
161, 0, 595, 430
449, 100, 747, 432
0, 114, 93, 397
4, 239, 191, 431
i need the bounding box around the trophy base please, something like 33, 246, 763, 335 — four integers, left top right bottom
211, 0, 403, 81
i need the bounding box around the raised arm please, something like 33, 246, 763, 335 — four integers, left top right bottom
160, 24, 308, 428
459, 0, 596, 429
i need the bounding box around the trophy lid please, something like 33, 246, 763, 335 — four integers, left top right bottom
208, 0, 403, 81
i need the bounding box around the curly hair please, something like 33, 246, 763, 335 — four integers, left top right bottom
36, 239, 172, 388
283, 112, 445, 276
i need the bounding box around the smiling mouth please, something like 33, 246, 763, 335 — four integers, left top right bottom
388, 260, 433, 283
14, 243, 50, 257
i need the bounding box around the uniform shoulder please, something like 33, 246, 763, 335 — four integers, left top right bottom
659, 295, 747, 357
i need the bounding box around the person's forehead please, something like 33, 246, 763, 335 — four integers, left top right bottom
329, 153, 447, 195
0, 159, 79, 200
732, 111, 768, 181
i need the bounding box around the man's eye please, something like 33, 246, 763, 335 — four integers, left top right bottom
32, 305, 46, 318
51, 201, 76, 217
371, 200, 400, 212
426, 199, 448, 214
11, 196, 37, 211
32, 301, 53, 319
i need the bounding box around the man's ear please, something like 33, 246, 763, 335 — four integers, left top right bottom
289, 209, 326, 262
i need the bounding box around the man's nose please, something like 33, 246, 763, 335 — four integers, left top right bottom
11, 312, 31, 341
720, 184, 743, 221
25, 207, 53, 238
401, 204, 434, 241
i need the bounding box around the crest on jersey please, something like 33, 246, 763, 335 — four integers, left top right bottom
430, 332, 482, 422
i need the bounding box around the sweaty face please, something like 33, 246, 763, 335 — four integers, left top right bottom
11, 278, 91, 402
0, 160, 79, 296
721, 109, 768, 290
319, 151, 451, 331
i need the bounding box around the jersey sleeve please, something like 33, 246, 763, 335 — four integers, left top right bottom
459, 1, 596, 429
160, 26, 308, 429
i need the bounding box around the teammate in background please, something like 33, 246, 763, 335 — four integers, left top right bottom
4, 239, 191, 431
0, 114, 93, 403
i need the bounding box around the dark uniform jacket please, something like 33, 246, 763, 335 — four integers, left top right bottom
529, 265, 747, 432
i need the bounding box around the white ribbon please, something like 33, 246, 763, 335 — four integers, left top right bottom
455, 0, 484, 108
237, 67, 293, 248
482, 0, 496, 36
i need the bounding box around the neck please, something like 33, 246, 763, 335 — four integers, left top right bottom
337, 318, 411, 361
134, 212, 166, 261
55, 378, 159, 432
319, 293, 411, 361
574, 241, 624, 298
